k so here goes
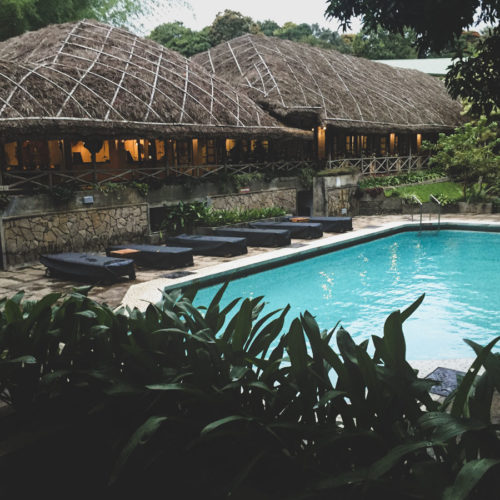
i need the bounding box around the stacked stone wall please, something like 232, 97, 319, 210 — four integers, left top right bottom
3, 204, 148, 266
210, 188, 296, 213
326, 187, 358, 216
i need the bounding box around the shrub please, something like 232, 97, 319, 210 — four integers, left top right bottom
1, 288, 500, 497
160, 201, 286, 233
358, 168, 445, 189
424, 118, 500, 202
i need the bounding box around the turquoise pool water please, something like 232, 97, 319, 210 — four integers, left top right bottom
194, 230, 500, 360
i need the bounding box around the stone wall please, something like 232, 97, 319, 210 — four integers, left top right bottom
3, 204, 148, 267
327, 187, 358, 216
209, 188, 297, 213
313, 174, 360, 216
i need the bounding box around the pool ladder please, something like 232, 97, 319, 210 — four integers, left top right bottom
430, 195, 442, 231
410, 195, 423, 232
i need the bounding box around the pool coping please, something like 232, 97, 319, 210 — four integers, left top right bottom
123, 218, 500, 311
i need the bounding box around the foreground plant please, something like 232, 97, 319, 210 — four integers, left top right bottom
0, 287, 499, 498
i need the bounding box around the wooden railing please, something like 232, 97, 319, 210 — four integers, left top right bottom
1, 159, 319, 191
327, 155, 430, 176
1, 156, 430, 192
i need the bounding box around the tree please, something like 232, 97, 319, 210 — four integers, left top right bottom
424, 118, 500, 200
274, 22, 313, 41
208, 9, 257, 46
257, 19, 280, 36
352, 25, 418, 59
149, 22, 211, 57
445, 30, 500, 115
324, 0, 500, 115
0, 0, 176, 41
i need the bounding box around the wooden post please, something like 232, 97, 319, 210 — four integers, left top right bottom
0, 141, 5, 187
63, 140, 72, 171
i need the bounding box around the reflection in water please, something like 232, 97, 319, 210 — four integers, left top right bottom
195, 231, 500, 360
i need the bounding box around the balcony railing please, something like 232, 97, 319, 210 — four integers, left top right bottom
1, 159, 319, 192
1, 155, 429, 192
327, 155, 429, 176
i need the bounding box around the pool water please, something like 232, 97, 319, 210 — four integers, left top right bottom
194, 230, 500, 360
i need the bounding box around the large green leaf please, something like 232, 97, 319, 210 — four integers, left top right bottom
248, 304, 290, 358
201, 415, 252, 435
109, 416, 167, 484
232, 299, 254, 352
383, 310, 406, 368
418, 412, 487, 442
4, 299, 22, 323
465, 339, 500, 393
368, 440, 436, 479
287, 318, 308, 381
400, 293, 425, 323
451, 336, 500, 418
443, 459, 500, 500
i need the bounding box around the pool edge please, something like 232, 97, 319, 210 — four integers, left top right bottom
123, 220, 500, 309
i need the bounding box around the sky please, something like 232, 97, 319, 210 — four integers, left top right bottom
141, 0, 362, 34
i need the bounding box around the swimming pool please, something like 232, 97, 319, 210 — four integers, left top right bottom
194, 230, 500, 360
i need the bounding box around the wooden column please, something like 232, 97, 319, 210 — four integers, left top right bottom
0, 141, 5, 186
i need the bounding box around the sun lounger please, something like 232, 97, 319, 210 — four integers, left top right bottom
425, 366, 466, 397
106, 244, 193, 269
214, 227, 291, 247
286, 216, 353, 232
248, 221, 323, 239
40, 252, 135, 281
164, 234, 247, 257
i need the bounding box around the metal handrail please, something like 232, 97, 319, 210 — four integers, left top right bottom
410, 195, 423, 231
430, 194, 442, 230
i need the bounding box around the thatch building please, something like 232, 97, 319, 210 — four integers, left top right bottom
0, 20, 311, 190
192, 34, 463, 167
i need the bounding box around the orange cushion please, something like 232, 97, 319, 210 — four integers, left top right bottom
109, 248, 141, 257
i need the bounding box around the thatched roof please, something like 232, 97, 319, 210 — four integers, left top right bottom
0, 20, 311, 142
192, 34, 463, 133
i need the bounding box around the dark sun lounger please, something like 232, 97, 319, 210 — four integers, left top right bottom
164, 234, 247, 257
106, 244, 193, 269
40, 252, 136, 281
248, 221, 323, 239
214, 227, 291, 247
288, 216, 352, 233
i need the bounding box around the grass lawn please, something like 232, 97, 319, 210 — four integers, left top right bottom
385, 181, 464, 203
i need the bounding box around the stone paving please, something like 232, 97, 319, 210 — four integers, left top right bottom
1, 212, 500, 309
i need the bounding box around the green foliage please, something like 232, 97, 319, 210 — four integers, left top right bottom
325, 0, 499, 116
198, 206, 286, 227
46, 184, 77, 203
149, 11, 352, 56
208, 9, 258, 46
0, 192, 11, 210
2, 287, 500, 496
0, 0, 174, 41
358, 168, 445, 189
94, 181, 126, 195
352, 25, 418, 59
231, 171, 265, 190
160, 201, 286, 233
148, 21, 211, 57
384, 182, 464, 203
161, 200, 207, 234
297, 167, 316, 189
130, 181, 149, 198
446, 28, 500, 116
424, 118, 500, 200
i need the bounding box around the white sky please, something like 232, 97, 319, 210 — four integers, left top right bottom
140, 0, 362, 34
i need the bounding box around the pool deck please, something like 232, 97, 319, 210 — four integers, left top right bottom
2, 212, 500, 379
